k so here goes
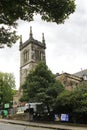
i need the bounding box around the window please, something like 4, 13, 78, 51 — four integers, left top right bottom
23, 49, 29, 63
35, 50, 41, 61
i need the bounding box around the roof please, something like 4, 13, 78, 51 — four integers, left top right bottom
19, 37, 46, 50
74, 69, 87, 77
56, 72, 82, 82
19, 26, 46, 50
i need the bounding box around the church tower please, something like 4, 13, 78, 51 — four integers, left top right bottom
19, 27, 46, 87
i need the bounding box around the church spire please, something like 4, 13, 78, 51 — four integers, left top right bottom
30, 26, 33, 38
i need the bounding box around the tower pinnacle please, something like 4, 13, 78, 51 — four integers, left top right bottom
42, 33, 45, 44
30, 26, 33, 38
20, 35, 22, 44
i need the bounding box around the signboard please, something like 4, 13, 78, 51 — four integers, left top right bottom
4, 103, 10, 109
61, 114, 69, 121
54, 114, 60, 121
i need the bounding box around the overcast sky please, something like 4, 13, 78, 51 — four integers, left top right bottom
0, 0, 87, 89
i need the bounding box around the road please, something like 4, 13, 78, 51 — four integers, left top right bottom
0, 122, 55, 130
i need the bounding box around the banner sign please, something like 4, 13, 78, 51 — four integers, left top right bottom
61, 114, 69, 121
4, 103, 10, 108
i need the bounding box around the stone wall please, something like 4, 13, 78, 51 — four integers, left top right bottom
7, 113, 29, 121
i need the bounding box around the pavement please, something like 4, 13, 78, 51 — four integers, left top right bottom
0, 119, 87, 130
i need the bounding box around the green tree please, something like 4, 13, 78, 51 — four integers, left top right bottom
0, 0, 76, 47
0, 72, 16, 108
72, 81, 87, 113
54, 81, 87, 123
21, 62, 64, 112
54, 90, 73, 113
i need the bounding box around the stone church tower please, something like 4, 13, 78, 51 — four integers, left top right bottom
13, 27, 46, 107
19, 27, 46, 87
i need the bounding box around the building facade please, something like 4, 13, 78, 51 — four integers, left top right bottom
56, 72, 82, 90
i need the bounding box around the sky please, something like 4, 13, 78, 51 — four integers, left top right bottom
0, 0, 87, 89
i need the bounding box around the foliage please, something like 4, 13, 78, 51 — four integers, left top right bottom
0, 0, 76, 47
0, 27, 18, 47
54, 90, 73, 113
0, 72, 16, 105
55, 81, 87, 114
21, 62, 64, 112
73, 81, 87, 113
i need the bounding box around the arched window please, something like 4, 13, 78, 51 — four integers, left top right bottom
23, 49, 29, 63
35, 50, 41, 61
